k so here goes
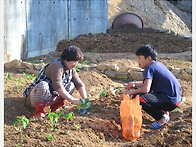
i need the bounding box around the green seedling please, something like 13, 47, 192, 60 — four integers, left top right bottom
23, 72, 36, 80
100, 140, 105, 145
47, 109, 60, 131
77, 98, 92, 114
5, 72, 12, 84
13, 78, 22, 92
97, 136, 105, 145
23, 72, 36, 85
171, 107, 183, 113
47, 109, 65, 131
184, 101, 191, 105
46, 134, 56, 141
13, 116, 29, 142
81, 60, 88, 65
58, 110, 65, 118
98, 89, 109, 97
5, 73, 22, 92
81, 60, 89, 71
65, 112, 75, 121
75, 60, 89, 72
73, 124, 81, 130
5, 72, 12, 90
75, 65, 82, 72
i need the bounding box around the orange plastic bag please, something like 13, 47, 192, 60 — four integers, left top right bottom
120, 94, 142, 141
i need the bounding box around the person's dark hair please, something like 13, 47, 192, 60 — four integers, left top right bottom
136, 44, 158, 61
60, 45, 83, 61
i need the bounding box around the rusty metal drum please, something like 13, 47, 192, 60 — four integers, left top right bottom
112, 13, 143, 29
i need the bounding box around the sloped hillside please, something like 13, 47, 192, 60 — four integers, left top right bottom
108, 0, 192, 35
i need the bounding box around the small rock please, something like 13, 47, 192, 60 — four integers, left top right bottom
25, 68, 39, 76
172, 68, 181, 74
116, 72, 128, 79
108, 64, 119, 71
181, 70, 192, 81
129, 67, 143, 72
23, 62, 34, 69
128, 70, 143, 81
104, 69, 117, 78
90, 63, 97, 68
96, 64, 108, 72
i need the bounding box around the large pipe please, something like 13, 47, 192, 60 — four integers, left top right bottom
112, 13, 143, 29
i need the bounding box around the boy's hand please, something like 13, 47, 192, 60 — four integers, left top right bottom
126, 82, 136, 89
124, 89, 134, 96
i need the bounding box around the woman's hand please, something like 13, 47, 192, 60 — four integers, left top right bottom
71, 99, 82, 105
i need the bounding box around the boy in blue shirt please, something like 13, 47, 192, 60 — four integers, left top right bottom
125, 44, 181, 129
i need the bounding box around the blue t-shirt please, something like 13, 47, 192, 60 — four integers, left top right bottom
143, 62, 181, 104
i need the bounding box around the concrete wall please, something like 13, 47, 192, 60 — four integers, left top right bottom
69, 0, 108, 39
4, 0, 108, 62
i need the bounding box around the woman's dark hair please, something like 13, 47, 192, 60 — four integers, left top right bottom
136, 44, 158, 61
60, 45, 83, 61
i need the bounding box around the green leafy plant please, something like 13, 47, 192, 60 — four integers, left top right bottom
75, 65, 82, 72
77, 98, 92, 114
47, 109, 60, 131
5, 72, 12, 90
75, 60, 89, 72
98, 89, 109, 97
13, 78, 22, 92
97, 136, 105, 145
46, 134, 56, 141
13, 116, 29, 142
73, 124, 81, 130
5, 72, 12, 84
23, 72, 36, 85
81, 60, 89, 71
58, 110, 65, 118
171, 107, 183, 113
65, 112, 75, 121
81, 60, 88, 65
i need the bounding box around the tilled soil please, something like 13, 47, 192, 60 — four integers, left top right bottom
4, 32, 192, 146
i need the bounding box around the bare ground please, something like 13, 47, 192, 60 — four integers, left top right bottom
4, 32, 192, 146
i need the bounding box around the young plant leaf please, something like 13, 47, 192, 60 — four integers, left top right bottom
79, 98, 84, 104
77, 97, 92, 114
73, 124, 81, 130
77, 105, 82, 111
65, 112, 75, 121
85, 98, 89, 103
47, 134, 56, 141
58, 110, 65, 118
47, 109, 60, 131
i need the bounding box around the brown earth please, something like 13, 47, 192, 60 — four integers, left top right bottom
4, 0, 192, 146
4, 32, 192, 146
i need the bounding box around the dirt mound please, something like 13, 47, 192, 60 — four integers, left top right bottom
108, 0, 192, 35
72, 71, 125, 98
56, 33, 192, 54
56, 0, 192, 55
